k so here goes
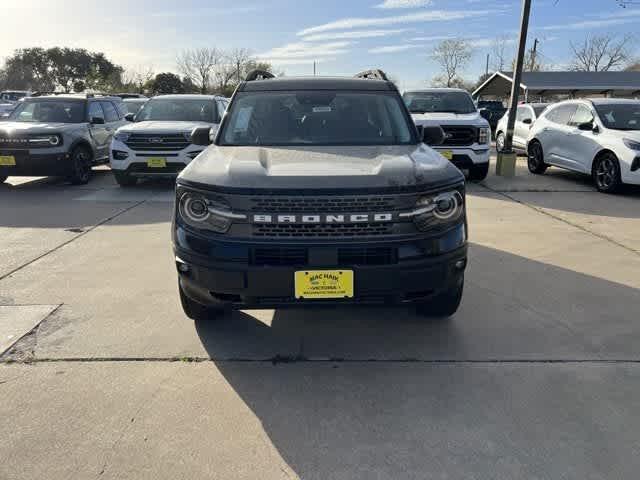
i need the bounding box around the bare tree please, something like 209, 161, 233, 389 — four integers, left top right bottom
123, 65, 154, 93
491, 35, 510, 71
177, 48, 222, 94
213, 48, 253, 92
431, 39, 472, 87
570, 34, 633, 72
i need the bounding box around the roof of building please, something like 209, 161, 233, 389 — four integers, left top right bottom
473, 71, 640, 98
240, 76, 395, 92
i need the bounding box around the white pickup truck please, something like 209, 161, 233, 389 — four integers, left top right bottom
404, 88, 491, 180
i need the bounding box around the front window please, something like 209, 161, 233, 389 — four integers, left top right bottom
135, 98, 216, 123
1, 92, 26, 102
219, 91, 414, 146
403, 91, 477, 114
594, 103, 640, 131
9, 100, 85, 123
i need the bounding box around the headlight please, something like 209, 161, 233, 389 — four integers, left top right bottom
114, 131, 130, 142
403, 190, 465, 232
623, 138, 640, 151
178, 191, 240, 233
28, 135, 62, 146
478, 127, 490, 145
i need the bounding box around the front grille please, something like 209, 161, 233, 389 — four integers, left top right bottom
250, 196, 396, 213
0, 137, 52, 149
125, 134, 190, 151
252, 223, 393, 238
338, 247, 397, 265
252, 247, 308, 266
441, 126, 477, 146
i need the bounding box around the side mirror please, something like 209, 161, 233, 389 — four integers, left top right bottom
578, 121, 594, 131
191, 126, 213, 146
421, 125, 445, 146
522, 118, 533, 125
124, 113, 135, 122
90, 116, 105, 125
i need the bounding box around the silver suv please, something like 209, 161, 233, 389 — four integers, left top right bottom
0, 93, 128, 184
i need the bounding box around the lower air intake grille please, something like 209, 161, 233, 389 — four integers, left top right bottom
252, 247, 308, 266
338, 247, 397, 265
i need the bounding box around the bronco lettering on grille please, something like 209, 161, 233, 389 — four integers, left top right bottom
253, 213, 394, 224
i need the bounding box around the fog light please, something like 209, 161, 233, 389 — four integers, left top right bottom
112, 150, 128, 160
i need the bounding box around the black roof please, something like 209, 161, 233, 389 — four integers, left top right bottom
240, 76, 395, 92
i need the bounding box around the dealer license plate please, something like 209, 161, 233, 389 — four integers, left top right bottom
146, 157, 167, 168
0, 155, 16, 166
439, 150, 453, 161
295, 270, 354, 299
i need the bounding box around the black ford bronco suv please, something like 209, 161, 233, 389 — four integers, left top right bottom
173, 70, 468, 320
0, 93, 127, 185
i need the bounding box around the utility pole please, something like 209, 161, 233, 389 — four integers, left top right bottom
237, 60, 241, 83
496, 0, 532, 177
529, 38, 539, 71
485, 53, 490, 76
313, 61, 316, 76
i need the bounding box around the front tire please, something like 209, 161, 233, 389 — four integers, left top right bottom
527, 141, 548, 174
592, 152, 622, 193
179, 283, 225, 322
68, 146, 92, 185
468, 162, 489, 181
416, 279, 464, 318
113, 171, 138, 187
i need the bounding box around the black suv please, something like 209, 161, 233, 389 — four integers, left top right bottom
173, 70, 468, 320
0, 93, 127, 184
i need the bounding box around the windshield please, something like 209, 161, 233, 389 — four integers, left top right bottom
135, 98, 215, 122
125, 101, 146, 115
220, 91, 414, 146
8, 100, 85, 123
403, 91, 477, 114
594, 103, 640, 131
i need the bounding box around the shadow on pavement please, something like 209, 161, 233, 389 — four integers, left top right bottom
192, 244, 640, 478
0, 170, 175, 229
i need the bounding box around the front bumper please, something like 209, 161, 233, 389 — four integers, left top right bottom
110, 139, 204, 178
173, 223, 468, 309
434, 146, 490, 169
0, 149, 71, 176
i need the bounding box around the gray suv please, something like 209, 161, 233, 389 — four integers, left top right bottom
0, 94, 128, 184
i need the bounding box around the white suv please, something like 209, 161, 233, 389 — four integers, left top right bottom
527, 98, 640, 193
495, 103, 548, 153
404, 88, 491, 180
110, 94, 228, 186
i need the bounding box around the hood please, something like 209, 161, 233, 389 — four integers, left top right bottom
411, 111, 488, 127
0, 122, 76, 134
179, 144, 463, 191
119, 121, 213, 134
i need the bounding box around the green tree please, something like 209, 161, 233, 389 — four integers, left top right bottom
150, 73, 185, 94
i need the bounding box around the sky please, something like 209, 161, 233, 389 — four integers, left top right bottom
2, 0, 639, 91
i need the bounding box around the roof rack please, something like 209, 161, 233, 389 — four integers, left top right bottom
245, 70, 276, 81
354, 69, 389, 81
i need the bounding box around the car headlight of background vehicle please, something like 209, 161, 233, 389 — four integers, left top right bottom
623, 138, 640, 151
114, 131, 130, 142
404, 189, 465, 232
178, 191, 239, 233
28, 134, 62, 146
478, 127, 490, 145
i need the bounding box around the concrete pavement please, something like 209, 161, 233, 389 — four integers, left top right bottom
1, 158, 639, 479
